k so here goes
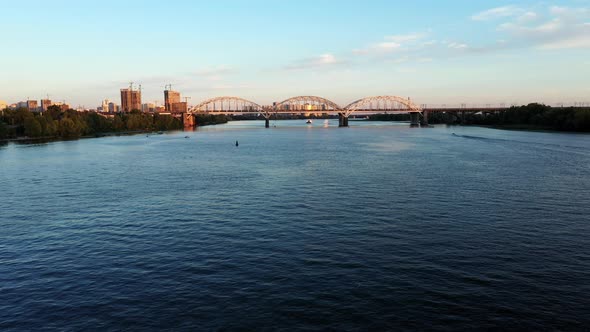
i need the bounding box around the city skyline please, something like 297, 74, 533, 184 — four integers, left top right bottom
1, 0, 590, 107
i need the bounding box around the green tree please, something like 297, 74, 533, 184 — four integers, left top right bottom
113, 115, 125, 131
45, 119, 58, 137
45, 105, 62, 120
24, 117, 43, 137
0, 121, 7, 138
59, 118, 81, 138
14, 108, 33, 125
574, 109, 590, 131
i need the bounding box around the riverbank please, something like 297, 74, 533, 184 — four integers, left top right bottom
467, 124, 589, 134
0, 129, 175, 144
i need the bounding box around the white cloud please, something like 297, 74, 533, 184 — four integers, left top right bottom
471, 4, 590, 51
318, 54, 337, 64
497, 7, 590, 50
448, 42, 468, 49
376, 41, 401, 50
386, 33, 427, 43
516, 12, 538, 24
353, 32, 428, 56
422, 40, 438, 46
539, 34, 590, 49
284, 53, 344, 70
472, 6, 524, 21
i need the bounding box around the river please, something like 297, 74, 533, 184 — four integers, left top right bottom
1, 120, 589, 330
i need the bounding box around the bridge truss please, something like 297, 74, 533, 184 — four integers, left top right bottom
274, 96, 341, 112
344, 96, 421, 116
190, 96, 264, 114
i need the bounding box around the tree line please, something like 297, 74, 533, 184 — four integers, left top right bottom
368, 103, 590, 132
0, 106, 184, 140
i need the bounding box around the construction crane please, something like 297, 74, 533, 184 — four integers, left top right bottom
183, 97, 191, 112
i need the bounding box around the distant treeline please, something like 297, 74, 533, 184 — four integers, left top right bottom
368, 103, 590, 132
194, 114, 231, 126
0, 106, 183, 139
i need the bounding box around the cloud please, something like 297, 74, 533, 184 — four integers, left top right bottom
448, 42, 468, 49
284, 53, 344, 70
376, 41, 401, 50
516, 12, 539, 24
497, 6, 590, 50
385, 33, 427, 43
472, 5, 524, 21
353, 32, 427, 56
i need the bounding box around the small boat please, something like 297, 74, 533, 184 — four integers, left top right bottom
184, 136, 190, 138
306, 120, 313, 124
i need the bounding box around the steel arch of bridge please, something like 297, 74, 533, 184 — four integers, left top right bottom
344, 96, 421, 116
275, 96, 342, 111
189, 95, 422, 116
191, 96, 263, 113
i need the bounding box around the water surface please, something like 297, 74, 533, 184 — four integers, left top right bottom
1, 120, 589, 330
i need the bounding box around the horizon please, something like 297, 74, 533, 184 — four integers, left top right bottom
1, 0, 589, 107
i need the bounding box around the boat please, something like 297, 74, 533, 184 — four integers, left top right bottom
306, 120, 313, 124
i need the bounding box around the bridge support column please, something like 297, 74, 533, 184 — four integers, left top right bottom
410, 112, 420, 127
265, 117, 270, 128
339, 113, 348, 127
183, 113, 196, 128
421, 110, 429, 127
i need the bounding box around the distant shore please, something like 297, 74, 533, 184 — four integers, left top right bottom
0, 129, 177, 144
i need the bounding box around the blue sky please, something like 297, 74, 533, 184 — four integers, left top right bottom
1, 0, 589, 107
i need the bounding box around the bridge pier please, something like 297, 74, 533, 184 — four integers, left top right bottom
410, 112, 420, 127
420, 110, 429, 127
182, 113, 196, 128
338, 113, 349, 127
265, 118, 270, 128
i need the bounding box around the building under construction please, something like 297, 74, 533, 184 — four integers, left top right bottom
164, 86, 187, 113
120, 87, 141, 112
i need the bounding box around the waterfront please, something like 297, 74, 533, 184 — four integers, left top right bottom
1, 120, 589, 330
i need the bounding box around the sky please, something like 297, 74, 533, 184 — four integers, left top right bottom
1, 0, 589, 108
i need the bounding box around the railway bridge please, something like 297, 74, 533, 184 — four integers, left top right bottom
182, 95, 509, 128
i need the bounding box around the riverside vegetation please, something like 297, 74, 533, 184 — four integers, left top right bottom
369, 103, 590, 132
0, 106, 184, 140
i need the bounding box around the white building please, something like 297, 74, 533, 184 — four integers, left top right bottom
100, 99, 110, 113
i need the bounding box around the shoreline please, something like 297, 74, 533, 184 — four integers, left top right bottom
0, 129, 180, 144
364, 119, 590, 134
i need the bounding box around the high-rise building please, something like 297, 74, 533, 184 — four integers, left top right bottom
40, 99, 52, 112
164, 90, 181, 112
108, 102, 118, 113
142, 103, 156, 113
170, 102, 187, 113
164, 89, 188, 113
101, 99, 110, 113
17, 100, 39, 112
120, 88, 141, 112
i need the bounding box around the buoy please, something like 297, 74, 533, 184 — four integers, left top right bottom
236, 140, 239, 147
